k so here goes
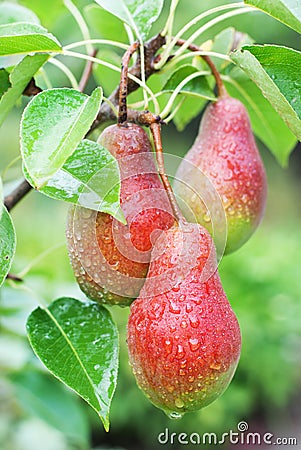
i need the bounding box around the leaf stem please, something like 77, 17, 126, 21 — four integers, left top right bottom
164, 97, 185, 124
63, 0, 93, 55
150, 123, 184, 223
160, 71, 211, 119
165, 50, 231, 71
172, 7, 255, 60
162, 0, 180, 38
175, 39, 226, 97
63, 49, 160, 114
118, 41, 140, 124
48, 58, 80, 89
64, 39, 129, 51
155, 3, 250, 70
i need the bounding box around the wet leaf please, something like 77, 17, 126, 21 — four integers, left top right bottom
245, 0, 301, 34
231, 45, 301, 148
24, 139, 125, 223
163, 65, 216, 100
94, 0, 164, 40
21, 87, 103, 188
0, 22, 61, 56
26, 298, 119, 431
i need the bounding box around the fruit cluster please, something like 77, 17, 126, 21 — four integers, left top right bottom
67, 93, 267, 417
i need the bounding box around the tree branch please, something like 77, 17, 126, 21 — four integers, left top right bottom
23, 78, 43, 96
4, 34, 167, 212
118, 41, 140, 124
4, 179, 32, 212
88, 33, 166, 133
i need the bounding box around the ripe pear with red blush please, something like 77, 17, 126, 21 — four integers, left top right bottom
174, 95, 267, 254
127, 221, 241, 416
67, 123, 174, 306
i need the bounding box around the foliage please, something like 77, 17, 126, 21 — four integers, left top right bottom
0, 0, 300, 448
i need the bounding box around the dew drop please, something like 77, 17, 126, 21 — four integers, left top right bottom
188, 375, 195, 383
189, 338, 200, 352
224, 123, 232, 133
186, 303, 193, 313
175, 398, 184, 408
181, 320, 187, 329
168, 411, 183, 419
164, 338, 173, 355
169, 301, 181, 314
210, 362, 221, 370
94, 364, 100, 370
189, 316, 200, 328
175, 344, 185, 359
203, 212, 211, 223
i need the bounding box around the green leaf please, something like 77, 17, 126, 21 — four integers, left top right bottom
21, 87, 103, 188
224, 66, 296, 166
0, 177, 3, 219
0, 2, 40, 25
26, 298, 119, 431
0, 69, 10, 98
231, 45, 301, 146
24, 139, 125, 223
94, 0, 164, 40
0, 53, 48, 127
244, 0, 301, 34
163, 65, 216, 100
0, 207, 16, 287
173, 96, 207, 131
9, 369, 89, 447
84, 4, 128, 42
19, 0, 65, 28
210, 27, 254, 71
0, 22, 62, 56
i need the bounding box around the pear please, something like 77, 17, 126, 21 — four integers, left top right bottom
174, 96, 267, 254
67, 123, 174, 306
127, 221, 241, 416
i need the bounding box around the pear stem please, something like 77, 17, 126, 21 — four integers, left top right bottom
150, 122, 186, 224
118, 41, 140, 125
175, 39, 227, 98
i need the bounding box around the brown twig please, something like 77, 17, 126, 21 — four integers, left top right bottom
4, 179, 32, 212
78, 48, 98, 93
23, 78, 43, 96
5, 34, 167, 212
88, 33, 166, 132
118, 41, 140, 124
150, 122, 185, 224
175, 39, 227, 98
6, 273, 23, 282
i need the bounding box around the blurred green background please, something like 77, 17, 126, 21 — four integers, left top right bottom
0, 0, 301, 449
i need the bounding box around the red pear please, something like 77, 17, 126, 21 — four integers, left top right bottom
174, 96, 267, 254
67, 123, 174, 306
127, 221, 241, 416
